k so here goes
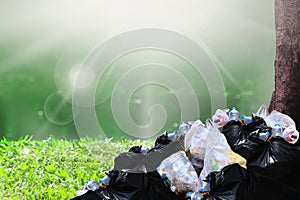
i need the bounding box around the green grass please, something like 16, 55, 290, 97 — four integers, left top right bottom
0, 136, 154, 200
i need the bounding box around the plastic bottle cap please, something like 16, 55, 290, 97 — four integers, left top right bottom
231, 107, 237, 110
241, 115, 245, 120
170, 185, 176, 192
99, 179, 103, 183
181, 121, 186, 124
275, 123, 281, 127
200, 187, 205, 192
266, 131, 271, 136
86, 180, 90, 183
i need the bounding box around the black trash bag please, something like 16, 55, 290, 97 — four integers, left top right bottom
106, 170, 128, 185
114, 140, 184, 173
128, 145, 142, 153
203, 164, 300, 200
221, 116, 271, 160
71, 171, 187, 200
246, 137, 300, 191
127, 131, 174, 154
222, 116, 300, 191
154, 131, 171, 146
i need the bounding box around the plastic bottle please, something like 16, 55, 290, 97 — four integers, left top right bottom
201, 181, 210, 192
186, 191, 203, 200
86, 180, 100, 191
100, 175, 111, 186
283, 126, 299, 144
167, 131, 178, 141
140, 147, 150, 153
272, 123, 283, 137
241, 115, 252, 125
228, 107, 240, 121
170, 185, 176, 192
258, 131, 271, 141
178, 121, 190, 135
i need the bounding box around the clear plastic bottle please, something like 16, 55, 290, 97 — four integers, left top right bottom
167, 131, 178, 141
201, 181, 210, 192
258, 131, 271, 141
228, 107, 240, 121
100, 175, 111, 186
178, 121, 190, 135
241, 115, 252, 125
140, 147, 150, 153
186, 191, 203, 200
272, 123, 283, 137
86, 180, 100, 191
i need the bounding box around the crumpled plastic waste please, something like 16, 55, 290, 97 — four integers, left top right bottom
184, 119, 230, 184
157, 151, 200, 194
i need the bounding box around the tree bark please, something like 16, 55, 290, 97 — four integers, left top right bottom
269, 0, 300, 127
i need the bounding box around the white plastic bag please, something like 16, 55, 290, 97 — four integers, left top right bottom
199, 119, 231, 183
184, 120, 208, 169
256, 104, 269, 119
212, 109, 229, 128
184, 118, 230, 185
184, 120, 204, 151
189, 123, 208, 160
265, 110, 296, 128
283, 125, 299, 144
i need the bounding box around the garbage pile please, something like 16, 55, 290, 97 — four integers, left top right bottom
221, 105, 300, 191
72, 105, 300, 200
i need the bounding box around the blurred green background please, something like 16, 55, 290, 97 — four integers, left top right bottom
0, 0, 275, 140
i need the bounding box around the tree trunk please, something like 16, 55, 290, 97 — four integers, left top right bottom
269, 0, 300, 127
